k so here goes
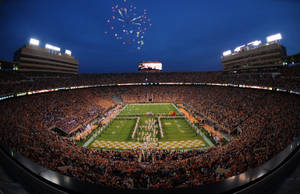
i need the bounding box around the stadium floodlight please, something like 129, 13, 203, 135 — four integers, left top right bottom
45, 44, 61, 52
223, 50, 232, 57
29, 38, 40, 46
65, 49, 72, 56
247, 40, 262, 46
266, 33, 282, 43
234, 45, 246, 52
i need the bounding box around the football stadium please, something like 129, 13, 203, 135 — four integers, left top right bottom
1, 72, 300, 193
1, 1, 300, 194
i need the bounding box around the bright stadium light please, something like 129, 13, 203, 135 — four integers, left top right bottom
266, 33, 282, 43
29, 38, 40, 46
65, 49, 72, 56
223, 50, 232, 57
45, 44, 61, 52
234, 45, 246, 52
247, 40, 262, 46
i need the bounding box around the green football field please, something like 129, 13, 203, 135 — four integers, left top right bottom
160, 118, 205, 141
119, 103, 179, 115
97, 119, 136, 141
88, 103, 212, 150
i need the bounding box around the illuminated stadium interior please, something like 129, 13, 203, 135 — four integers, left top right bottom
0, 74, 300, 191
1, 0, 300, 193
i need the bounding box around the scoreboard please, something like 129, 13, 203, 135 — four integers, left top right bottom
138, 61, 162, 72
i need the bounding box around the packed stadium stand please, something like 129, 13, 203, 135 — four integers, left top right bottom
0, 67, 300, 193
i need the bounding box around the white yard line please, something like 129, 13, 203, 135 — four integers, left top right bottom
157, 116, 164, 138
131, 117, 140, 139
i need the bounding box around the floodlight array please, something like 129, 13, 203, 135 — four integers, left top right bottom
45, 44, 61, 52
234, 45, 246, 53
65, 49, 72, 56
222, 33, 282, 57
29, 38, 40, 46
266, 33, 282, 43
223, 50, 232, 57
247, 40, 262, 47
28, 38, 73, 56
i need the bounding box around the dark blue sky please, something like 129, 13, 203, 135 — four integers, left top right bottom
0, 0, 300, 73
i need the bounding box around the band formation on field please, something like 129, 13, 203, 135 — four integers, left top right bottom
85, 103, 213, 150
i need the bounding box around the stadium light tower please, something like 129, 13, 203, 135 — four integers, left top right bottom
234, 45, 246, 53
223, 50, 232, 57
29, 38, 40, 46
247, 40, 262, 47
65, 49, 72, 56
266, 33, 282, 43
45, 44, 61, 52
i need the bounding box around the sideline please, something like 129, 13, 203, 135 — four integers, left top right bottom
83, 104, 127, 148
174, 104, 214, 147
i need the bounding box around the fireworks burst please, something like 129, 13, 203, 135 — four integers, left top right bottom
105, 0, 152, 50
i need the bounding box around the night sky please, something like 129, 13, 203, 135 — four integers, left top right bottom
0, 0, 300, 73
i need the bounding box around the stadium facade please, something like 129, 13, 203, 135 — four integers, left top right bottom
222, 42, 287, 72
14, 44, 78, 74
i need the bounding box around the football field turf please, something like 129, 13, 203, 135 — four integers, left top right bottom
160, 118, 205, 141
89, 103, 211, 150
97, 119, 136, 141
119, 103, 179, 115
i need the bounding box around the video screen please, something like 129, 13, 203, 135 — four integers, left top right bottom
138, 62, 162, 71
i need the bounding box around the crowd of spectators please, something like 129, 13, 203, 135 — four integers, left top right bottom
0, 64, 300, 96
0, 79, 300, 189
